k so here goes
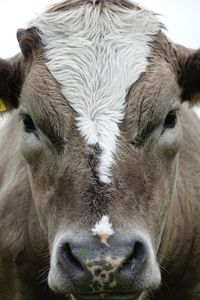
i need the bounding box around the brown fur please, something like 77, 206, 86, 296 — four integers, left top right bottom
17, 27, 41, 60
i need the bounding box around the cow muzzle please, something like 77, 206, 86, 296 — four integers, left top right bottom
48, 232, 161, 299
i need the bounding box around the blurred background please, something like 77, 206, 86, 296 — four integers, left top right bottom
0, 0, 199, 125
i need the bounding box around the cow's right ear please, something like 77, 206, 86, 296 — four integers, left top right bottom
0, 54, 23, 111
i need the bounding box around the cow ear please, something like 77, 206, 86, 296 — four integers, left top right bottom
178, 49, 200, 104
17, 27, 41, 59
0, 27, 41, 112
0, 55, 23, 111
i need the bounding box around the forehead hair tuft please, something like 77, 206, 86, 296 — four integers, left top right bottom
47, 0, 138, 13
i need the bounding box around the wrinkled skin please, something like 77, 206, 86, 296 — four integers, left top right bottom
0, 1, 200, 300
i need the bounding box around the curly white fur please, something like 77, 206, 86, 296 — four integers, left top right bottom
33, 1, 161, 183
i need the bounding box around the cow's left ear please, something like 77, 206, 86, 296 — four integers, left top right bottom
178, 48, 200, 104
0, 27, 40, 112
0, 54, 24, 111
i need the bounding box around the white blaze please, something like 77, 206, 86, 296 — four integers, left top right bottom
92, 215, 114, 246
33, 2, 161, 183
92, 215, 114, 237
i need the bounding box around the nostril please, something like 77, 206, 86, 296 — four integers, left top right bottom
120, 241, 147, 276
131, 241, 147, 266
58, 243, 85, 278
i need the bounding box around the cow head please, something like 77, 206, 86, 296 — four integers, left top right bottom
0, 0, 200, 299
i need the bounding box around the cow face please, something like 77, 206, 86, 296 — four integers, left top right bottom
0, 0, 200, 299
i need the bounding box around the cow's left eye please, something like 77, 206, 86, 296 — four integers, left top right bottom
163, 110, 177, 129
22, 114, 36, 133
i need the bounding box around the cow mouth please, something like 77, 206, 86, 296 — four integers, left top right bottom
73, 292, 141, 300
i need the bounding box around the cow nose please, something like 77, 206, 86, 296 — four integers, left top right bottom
58, 243, 86, 281
57, 238, 148, 291
118, 241, 148, 285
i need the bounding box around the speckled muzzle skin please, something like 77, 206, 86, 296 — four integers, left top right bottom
63, 236, 134, 293
49, 231, 160, 299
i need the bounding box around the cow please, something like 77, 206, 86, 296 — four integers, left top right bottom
0, 0, 200, 299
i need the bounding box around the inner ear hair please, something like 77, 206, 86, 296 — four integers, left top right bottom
179, 49, 200, 103
0, 55, 23, 109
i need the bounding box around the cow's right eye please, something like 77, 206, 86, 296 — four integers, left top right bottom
22, 114, 36, 133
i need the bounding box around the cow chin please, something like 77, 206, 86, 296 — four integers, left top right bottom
48, 267, 160, 299
68, 292, 146, 300
48, 231, 161, 298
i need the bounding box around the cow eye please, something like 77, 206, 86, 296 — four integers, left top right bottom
163, 110, 177, 129
22, 114, 36, 133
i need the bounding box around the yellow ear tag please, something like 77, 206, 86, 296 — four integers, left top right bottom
0, 99, 6, 112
